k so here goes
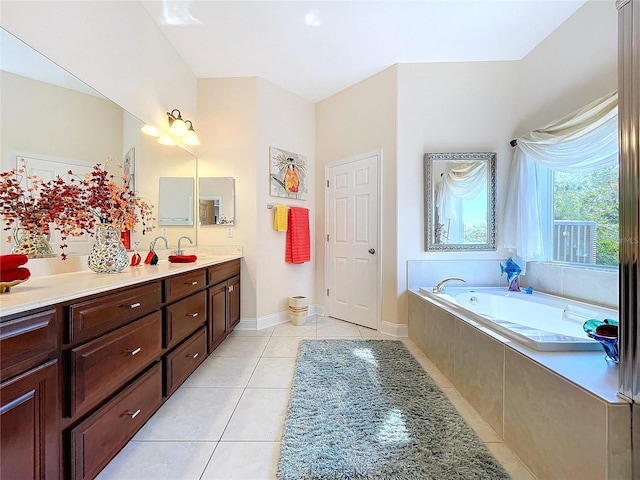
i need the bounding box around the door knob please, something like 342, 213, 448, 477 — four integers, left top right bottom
368, 248, 375, 254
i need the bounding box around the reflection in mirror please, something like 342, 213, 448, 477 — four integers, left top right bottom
198, 178, 235, 225
424, 152, 496, 251
0, 27, 197, 255
158, 177, 194, 226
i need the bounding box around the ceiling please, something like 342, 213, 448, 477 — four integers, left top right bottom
141, 0, 587, 103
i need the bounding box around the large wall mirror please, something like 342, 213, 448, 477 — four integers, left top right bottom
424, 152, 496, 251
0, 27, 197, 255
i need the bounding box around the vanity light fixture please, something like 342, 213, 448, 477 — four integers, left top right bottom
167, 109, 187, 136
140, 109, 200, 146
183, 120, 201, 146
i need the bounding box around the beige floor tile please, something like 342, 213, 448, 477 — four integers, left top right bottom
486, 442, 537, 480
262, 335, 314, 357
182, 355, 260, 388
316, 318, 361, 336
359, 327, 393, 339
210, 335, 270, 357
248, 357, 296, 388
222, 388, 290, 441
96, 441, 216, 480
133, 387, 243, 441
201, 442, 281, 480
272, 319, 317, 337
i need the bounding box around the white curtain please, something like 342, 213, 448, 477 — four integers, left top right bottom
503, 91, 618, 262
437, 162, 487, 243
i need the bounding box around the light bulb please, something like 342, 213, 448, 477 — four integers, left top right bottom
183, 129, 200, 146
170, 118, 187, 136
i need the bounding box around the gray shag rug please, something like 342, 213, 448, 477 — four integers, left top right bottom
277, 340, 511, 480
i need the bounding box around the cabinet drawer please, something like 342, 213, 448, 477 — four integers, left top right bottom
208, 259, 240, 286
68, 282, 161, 344
70, 311, 162, 417
165, 291, 206, 349
70, 363, 162, 480
1, 309, 56, 380
164, 269, 206, 303
165, 327, 206, 396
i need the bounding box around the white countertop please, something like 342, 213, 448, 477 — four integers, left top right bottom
0, 247, 242, 317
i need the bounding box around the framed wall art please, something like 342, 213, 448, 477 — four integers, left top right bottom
270, 146, 307, 200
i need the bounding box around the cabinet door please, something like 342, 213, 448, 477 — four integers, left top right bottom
208, 282, 227, 353
227, 275, 241, 330
1, 360, 59, 480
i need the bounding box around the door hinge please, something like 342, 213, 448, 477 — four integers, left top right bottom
326, 180, 329, 187
327, 289, 329, 296
326, 234, 329, 242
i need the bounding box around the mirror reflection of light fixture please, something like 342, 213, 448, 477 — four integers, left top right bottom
157, 135, 177, 146
141, 124, 161, 137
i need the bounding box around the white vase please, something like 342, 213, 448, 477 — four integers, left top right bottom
288, 296, 309, 326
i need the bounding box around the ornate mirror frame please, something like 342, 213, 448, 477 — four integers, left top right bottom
424, 152, 497, 252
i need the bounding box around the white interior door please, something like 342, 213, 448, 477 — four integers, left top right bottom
326, 151, 380, 329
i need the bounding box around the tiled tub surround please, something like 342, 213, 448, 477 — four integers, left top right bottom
420, 286, 615, 352
408, 289, 632, 480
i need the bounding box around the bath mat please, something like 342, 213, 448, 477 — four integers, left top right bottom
277, 339, 511, 480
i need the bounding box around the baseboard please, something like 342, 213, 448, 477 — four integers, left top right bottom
235, 304, 324, 331
379, 320, 408, 337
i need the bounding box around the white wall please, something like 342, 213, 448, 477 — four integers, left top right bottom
196, 77, 315, 323
315, 67, 398, 325
396, 61, 520, 324
0, 1, 197, 131
255, 78, 315, 319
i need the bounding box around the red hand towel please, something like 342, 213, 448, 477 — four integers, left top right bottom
286, 207, 310, 264
0, 267, 31, 282
0, 254, 28, 271
168, 255, 198, 263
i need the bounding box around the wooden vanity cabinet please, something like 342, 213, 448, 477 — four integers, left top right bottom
2, 259, 241, 480
207, 260, 241, 352
0, 308, 60, 480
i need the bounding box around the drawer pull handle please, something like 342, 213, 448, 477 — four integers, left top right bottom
186, 312, 199, 318
187, 353, 199, 359
129, 302, 141, 309
127, 409, 141, 419
129, 347, 142, 356
186, 281, 198, 286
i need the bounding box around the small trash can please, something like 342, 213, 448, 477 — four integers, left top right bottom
288, 296, 309, 326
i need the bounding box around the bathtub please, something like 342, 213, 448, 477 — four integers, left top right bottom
417, 286, 618, 352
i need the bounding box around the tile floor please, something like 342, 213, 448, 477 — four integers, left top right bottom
96, 315, 536, 480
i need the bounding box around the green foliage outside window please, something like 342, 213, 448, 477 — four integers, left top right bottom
553, 166, 619, 267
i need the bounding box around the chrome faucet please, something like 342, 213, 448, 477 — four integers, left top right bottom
151, 236, 169, 251
176, 236, 194, 255
432, 277, 466, 293
148, 236, 169, 266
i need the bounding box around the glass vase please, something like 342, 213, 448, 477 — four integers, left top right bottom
88, 224, 129, 273
12, 227, 55, 258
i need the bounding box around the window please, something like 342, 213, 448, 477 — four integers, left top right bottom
552, 165, 619, 267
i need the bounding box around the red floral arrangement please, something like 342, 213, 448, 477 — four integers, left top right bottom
1, 158, 154, 259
